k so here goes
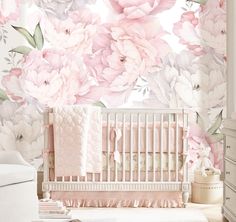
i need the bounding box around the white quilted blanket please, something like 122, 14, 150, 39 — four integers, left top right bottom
53, 105, 102, 177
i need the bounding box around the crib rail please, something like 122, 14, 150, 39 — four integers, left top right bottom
43, 108, 190, 205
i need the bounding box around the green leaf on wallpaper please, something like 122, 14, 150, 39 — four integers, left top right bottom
93, 101, 106, 108
0, 89, 8, 101
10, 46, 32, 55
12, 25, 36, 48
208, 133, 224, 143
33, 23, 44, 50
196, 112, 205, 129
207, 110, 223, 135
186, 0, 207, 4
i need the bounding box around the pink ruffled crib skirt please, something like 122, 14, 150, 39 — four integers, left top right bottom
51, 191, 183, 208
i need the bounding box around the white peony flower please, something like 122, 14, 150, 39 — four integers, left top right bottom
0, 120, 44, 164
145, 51, 226, 111
0, 102, 44, 169
199, 0, 226, 56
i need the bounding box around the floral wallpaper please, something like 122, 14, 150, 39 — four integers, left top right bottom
0, 0, 226, 172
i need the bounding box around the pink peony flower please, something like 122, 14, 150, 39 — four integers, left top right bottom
173, 0, 226, 56
0, 0, 20, 25
3, 49, 96, 107
23, 49, 97, 107
173, 11, 205, 56
44, 8, 100, 53
109, 0, 176, 19
187, 123, 224, 172
84, 18, 170, 106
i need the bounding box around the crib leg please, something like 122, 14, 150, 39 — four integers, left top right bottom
43, 191, 51, 200
182, 191, 189, 207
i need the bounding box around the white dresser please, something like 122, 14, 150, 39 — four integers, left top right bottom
222, 119, 236, 222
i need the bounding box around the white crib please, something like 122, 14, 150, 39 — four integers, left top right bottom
43, 108, 190, 207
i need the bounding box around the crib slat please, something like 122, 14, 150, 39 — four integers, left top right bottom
152, 114, 156, 182
175, 113, 179, 182
183, 111, 188, 182
43, 111, 50, 183
137, 113, 141, 182
130, 113, 133, 182
114, 113, 118, 182
145, 114, 148, 182
100, 172, 103, 182
122, 113, 126, 182
186, 113, 189, 182
91, 173, 94, 182
160, 114, 163, 182
107, 113, 111, 182
100, 111, 104, 182
168, 114, 171, 182
100, 164, 103, 182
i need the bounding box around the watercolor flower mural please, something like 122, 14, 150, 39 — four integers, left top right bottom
108, 0, 176, 19
0, 100, 44, 169
0, 0, 20, 25
0, 0, 227, 170
2, 2, 172, 108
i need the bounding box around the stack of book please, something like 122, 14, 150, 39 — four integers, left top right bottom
39, 199, 72, 219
